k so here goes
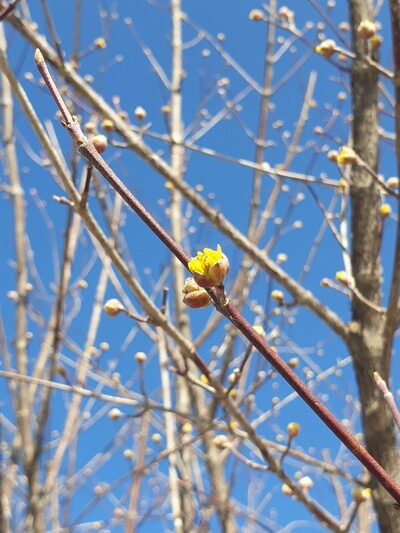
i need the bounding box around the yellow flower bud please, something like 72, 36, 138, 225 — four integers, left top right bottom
287, 422, 300, 438
288, 357, 299, 369
370, 34, 382, 49
315, 39, 336, 58
152, 433, 162, 443
94, 37, 107, 49
352, 487, 371, 503
337, 146, 357, 165
335, 270, 351, 286
379, 203, 392, 218
101, 118, 114, 132
271, 290, 284, 305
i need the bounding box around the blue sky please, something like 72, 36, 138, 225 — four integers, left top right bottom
0, 1, 397, 531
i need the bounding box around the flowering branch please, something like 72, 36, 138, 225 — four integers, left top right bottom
34, 49, 400, 505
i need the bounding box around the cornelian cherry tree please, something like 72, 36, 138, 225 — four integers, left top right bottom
1, 1, 400, 532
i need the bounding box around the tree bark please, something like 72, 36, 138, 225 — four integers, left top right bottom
348, 1, 400, 530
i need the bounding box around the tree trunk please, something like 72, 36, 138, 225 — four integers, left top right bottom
349, 1, 400, 530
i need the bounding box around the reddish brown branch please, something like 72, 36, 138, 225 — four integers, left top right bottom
35, 48, 400, 505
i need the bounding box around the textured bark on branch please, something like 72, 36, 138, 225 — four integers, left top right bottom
348, 0, 400, 530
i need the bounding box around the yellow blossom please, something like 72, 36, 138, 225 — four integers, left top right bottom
379, 203, 392, 218
337, 146, 357, 165
188, 245, 229, 288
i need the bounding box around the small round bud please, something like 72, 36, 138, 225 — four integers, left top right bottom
114, 507, 124, 519
104, 298, 125, 317
213, 434, 230, 450
134, 106, 147, 121
101, 118, 114, 132
357, 20, 376, 39
370, 34, 382, 49
249, 9, 263, 21
100, 342, 110, 351
181, 422, 192, 433
94, 37, 107, 49
379, 203, 392, 218
276, 253, 288, 264
135, 351, 147, 363
77, 279, 88, 289
25, 282, 33, 292
298, 476, 313, 490
152, 433, 162, 444
339, 21, 350, 32
335, 271, 352, 287
315, 39, 336, 58
352, 487, 371, 503
108, 408, 123, 420
337, 146, 357, 165
7, 291, 18, 301
327, 150, 338, 162
288, 357, 299, 369
123, 449, 133, 458
287, 422, 300, 438
271, 290, 284, 305
85, 122, 96, 133
161, 105, 171, 115
386, 177, 399, 189
92, 134, 108, 154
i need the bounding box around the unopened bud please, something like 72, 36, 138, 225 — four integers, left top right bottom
213, 434, 230, 450
357, 20, 376, 39
134, 106, 147, 121
298, 476, 313, 490
352, 487, 371, 503
92, 134, 108, 154
103, 298, 125, 317
379, 203, 392, 218
315, 39, 336, 58
271, 290, 284, 305
337, 146, 357, 165
287, 422, 300, 438
94, 37, 107, 49
335, 271, 352, 286
109, 408, 123, 420
101, 118, 114, 132
249, 9, 263, 21
135, 351, 147, 363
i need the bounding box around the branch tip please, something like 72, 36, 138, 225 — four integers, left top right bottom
34, 48, 44, 64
